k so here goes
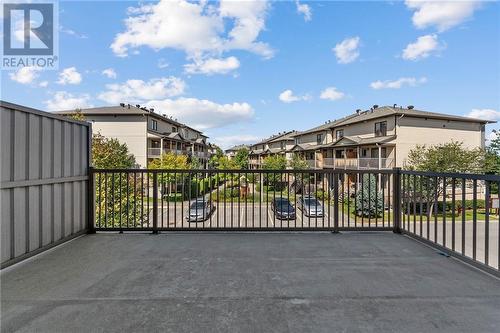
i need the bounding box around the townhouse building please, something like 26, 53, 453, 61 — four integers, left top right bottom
56, 104, 211, 168
249, 131, 298, 168
225, 144, 250, 160
249, 105, 492, 171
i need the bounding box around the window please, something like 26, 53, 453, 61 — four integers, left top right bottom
335, 150, 344, 159
294, 138, 299, 145
280, 142, 285, 149
172, 126, 177, 132
150, 119, 158, 131
316, 134, 323, 145
335, 129, 344, 140
374, 121, 387, 137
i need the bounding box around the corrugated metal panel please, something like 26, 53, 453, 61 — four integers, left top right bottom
0, 101, 91, 268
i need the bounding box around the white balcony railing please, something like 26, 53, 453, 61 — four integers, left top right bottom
148, 147, 163, 157
323, 157, 394, 169
148, 148, 187, 158
306, 159, 317, 169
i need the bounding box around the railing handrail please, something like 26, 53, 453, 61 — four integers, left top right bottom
401, 169, 500, 182
91, 168, 397, 174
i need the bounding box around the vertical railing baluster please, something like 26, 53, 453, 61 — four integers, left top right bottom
461, 178, 466, 256
485, 180, 490, 266
472, 179, 477, 260
451, 178, 455, 250
152, 172, 158, 234
442, 177, 447, 247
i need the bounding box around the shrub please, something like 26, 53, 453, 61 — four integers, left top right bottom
355, 174, 383, 218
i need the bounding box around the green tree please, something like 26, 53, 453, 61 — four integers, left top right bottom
91, 134, 146, 227
355, 174, 383, 217
289, 154, 309, 170
92, 133, 136, 168
148, 152, 189, 199
67, 108, 86, 122
208, 145, 224, 169
484, 131, 500, 175
406, 141, 486, 217
234, 148, 249, 169
189, 155, 202, 169
406, 141, 484, 173
262, 155, 287, 190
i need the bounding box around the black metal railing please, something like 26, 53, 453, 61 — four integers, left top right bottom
90, 168, 395, 232
400, 170, 500, 276
89, 168, 500, 276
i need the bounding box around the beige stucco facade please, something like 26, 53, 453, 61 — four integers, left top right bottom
85, 115, 148, 167
249, 106, 490, 171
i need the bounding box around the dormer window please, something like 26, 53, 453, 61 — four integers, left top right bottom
316, 134, 323, 145
150, 119, 158, 131
375, 121, 387, 137
336, 129, 344, 140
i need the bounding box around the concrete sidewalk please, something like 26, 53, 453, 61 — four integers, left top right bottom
1, 233, 499, 332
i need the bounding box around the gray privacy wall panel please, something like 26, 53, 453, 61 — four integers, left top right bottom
0, 101, 91, 268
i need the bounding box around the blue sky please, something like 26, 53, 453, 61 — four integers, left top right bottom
2, 0, 499, 148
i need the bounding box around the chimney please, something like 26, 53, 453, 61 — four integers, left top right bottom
407, 105, 414, 110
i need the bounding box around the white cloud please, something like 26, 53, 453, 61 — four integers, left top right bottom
111, 0, 272, 60
9, 66, 40, 84
279, 89, 310, 103
158, 58, 169, 69
145, 97, 254, 130
57, 67, 82, 85
370, 77, 427, 90
45, 91, 92, 111
405, 0, 482, 32
465, 109, 500, 121
39, 81, 49, 87
102, 68, 117, 79
184, 56, 240, 75
98, 76, 186, 104
319, 87, 345, 101
212, 134, 260, 150
402, 34, 443, 61
60, 26, 88, 39
296, 1, 312, 22
333, 37, 360, 64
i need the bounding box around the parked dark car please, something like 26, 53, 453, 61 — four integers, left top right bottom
187, 198, 215, 222
271, 198, 296, 220
298, 195, 324, 217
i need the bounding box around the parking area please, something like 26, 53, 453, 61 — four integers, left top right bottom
155, 202, 335, 229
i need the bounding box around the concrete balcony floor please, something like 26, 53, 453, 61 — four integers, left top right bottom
1, 232, 499, 332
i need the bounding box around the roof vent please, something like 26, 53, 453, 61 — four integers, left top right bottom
149, 108, 154, 112
356, 109, 361, 114
135, 104, 141, 108
127, 104, 131, 109
120, 103, 125, 107
373, 104, 379, 109
407, 105, 414, 110
393, 104, 397, 108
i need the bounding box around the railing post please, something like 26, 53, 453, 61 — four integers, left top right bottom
333, 172, 339, 233
392, 167, 401, 233
152, 171, 159, 234
87, 167, 96, 234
